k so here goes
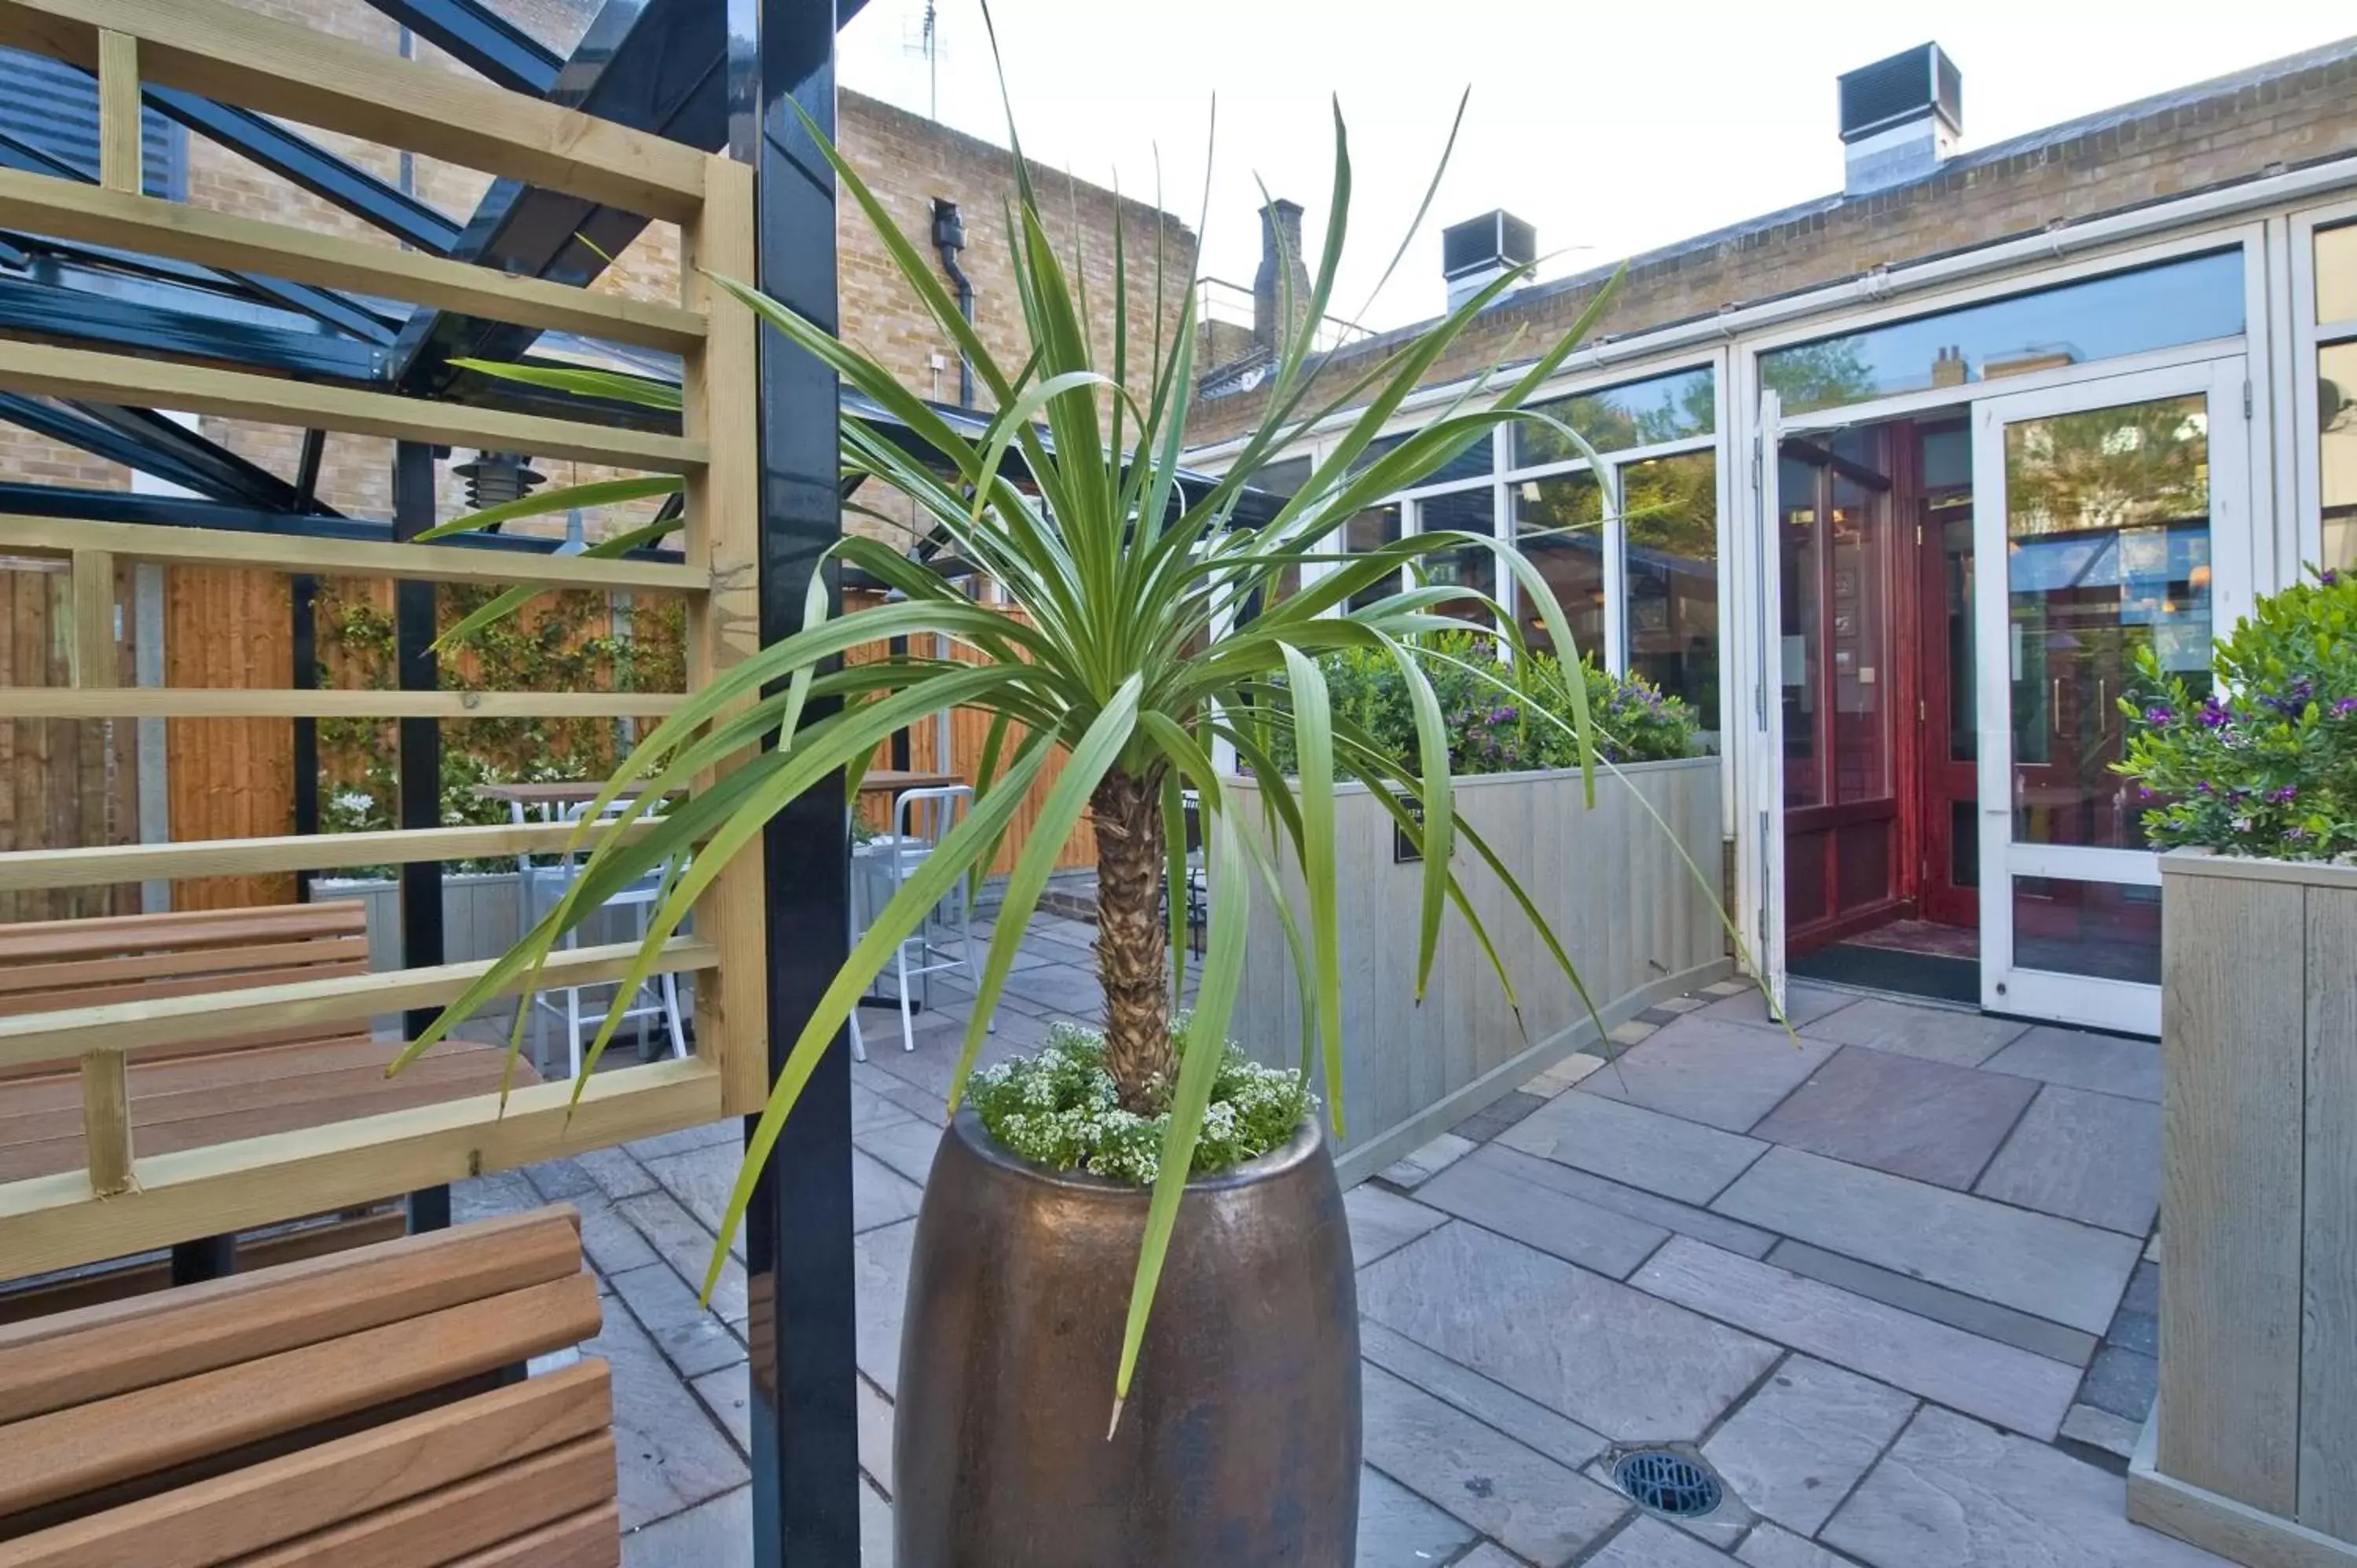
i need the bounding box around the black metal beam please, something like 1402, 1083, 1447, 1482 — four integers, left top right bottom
145, 90, 463, 255
70, 405, 332, 514
361, 0, 563, 96
0, 274, 384, 381
0, 396, 321, 513
391, 441, 445, 1040
736, 0, 858, 1562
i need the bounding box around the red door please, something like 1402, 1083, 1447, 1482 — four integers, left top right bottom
1915, 460, 1979, 930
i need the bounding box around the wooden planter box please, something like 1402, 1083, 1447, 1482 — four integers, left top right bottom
2130, 850, 2357, 1568
1230, 757, 1729, 1185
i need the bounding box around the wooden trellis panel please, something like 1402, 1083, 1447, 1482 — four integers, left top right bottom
0, 0, 767, 1279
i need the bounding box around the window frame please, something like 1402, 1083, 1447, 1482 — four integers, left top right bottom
2291, 199, 2357, 574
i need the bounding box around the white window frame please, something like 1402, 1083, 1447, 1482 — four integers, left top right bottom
2290, 198, 2357, 576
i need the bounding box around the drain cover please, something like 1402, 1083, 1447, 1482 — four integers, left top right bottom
1612, 1449, 1724, 1518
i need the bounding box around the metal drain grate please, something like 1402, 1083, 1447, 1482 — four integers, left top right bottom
1612, 1449, 1724, 1519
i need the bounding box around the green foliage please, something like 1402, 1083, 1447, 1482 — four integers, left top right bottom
970, 1019, 1310, 1185
1263, 632, 1701, 777
2117, 567, 2357, 861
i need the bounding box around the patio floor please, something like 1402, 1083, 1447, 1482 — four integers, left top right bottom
456, 912, 2221, 1567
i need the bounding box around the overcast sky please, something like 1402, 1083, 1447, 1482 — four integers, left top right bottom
838, 1, 2355, 333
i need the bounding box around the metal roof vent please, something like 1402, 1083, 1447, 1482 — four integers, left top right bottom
1838, 43, 1961, 197
1442, 210, 1537, 313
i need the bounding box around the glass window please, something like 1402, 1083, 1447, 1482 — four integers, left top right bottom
1513, 365, 1715, 468
1343, 504, 1402, 610
1347, 430, 1491, 487
1414, 489, 1497, 625
2319, 222, 2357, 325
1240, 457, 1313, 620
1621, 451, 1718, 729
2323, 340, 2357, 573
1760, 251, 2245, 416
1778, 456, 1824, 808
1513, 473, 1606, 661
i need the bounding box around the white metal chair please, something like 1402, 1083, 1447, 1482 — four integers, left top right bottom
515, 795, 689, 1080
851, 784, 984, 1053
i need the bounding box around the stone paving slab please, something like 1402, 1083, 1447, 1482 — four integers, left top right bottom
1358, 1320, 1606, 1471
1701, 1356, 1916, 1537
1415, 1145, 1670, 1278
855, 1114, 948, 1189
1578, 1017, 1840, 1132
1632, 1238, 2080, 1441
1361, 1365, 1630, 1566
1475, 1150, 1779, 1260
1747, 1046, 2036, 1190
1359, 1222, 1779, 1442
856, 1218, 917, 1397
590, 1291, 749, 1532
1803, 995, 2029, 1066
1974, 1084, 2161, 1236
1822, 1406, 2230, 1567
1376, 1130, 1477, 1190
1697, 981, 1857, 1030
1981, 1025, 2161, 1102
1343, 1184, 1448, 1268
617, 1189, 748, 1327
1583, 1515, 1736, 1568
1497, 1089, 1766, 1204
1738, 1522, 1858, 1568
1764, 1240, 2098, 1368
1710, 1147, 2140, 1335
1355, 1465, 1477, 1567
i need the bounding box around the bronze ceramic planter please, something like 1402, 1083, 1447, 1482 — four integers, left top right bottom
894, 1110, 1361, 1567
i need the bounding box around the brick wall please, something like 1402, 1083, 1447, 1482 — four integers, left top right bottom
1188, 44, 2357, 446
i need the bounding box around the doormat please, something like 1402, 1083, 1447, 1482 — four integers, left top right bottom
1791, 942, 1978, 1006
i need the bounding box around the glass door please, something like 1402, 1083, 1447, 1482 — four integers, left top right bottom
1971, 359, 2249, 1034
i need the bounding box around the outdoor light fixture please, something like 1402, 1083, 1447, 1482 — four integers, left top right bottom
453, 450, 544, 512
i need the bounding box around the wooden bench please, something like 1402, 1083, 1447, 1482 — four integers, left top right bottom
0, 1205, 618, 1567
0, 903, 535, 1188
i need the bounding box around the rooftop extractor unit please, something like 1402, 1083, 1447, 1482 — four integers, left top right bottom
1442, 210, 1537, 312
1838, 43, 1962, 197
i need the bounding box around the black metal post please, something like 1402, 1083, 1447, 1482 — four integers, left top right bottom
291, 573, 318, 903
729, 1, 859, 1563
392, 440, 451, 1233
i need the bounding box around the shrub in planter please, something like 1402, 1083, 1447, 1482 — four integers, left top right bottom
2118, 567, 2357, 859
407, 68, 1651, 1567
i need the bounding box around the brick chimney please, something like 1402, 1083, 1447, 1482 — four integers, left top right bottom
1253, 199, 1311, 355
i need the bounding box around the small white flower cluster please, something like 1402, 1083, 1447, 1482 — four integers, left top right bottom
969, 1017, 1312, 1186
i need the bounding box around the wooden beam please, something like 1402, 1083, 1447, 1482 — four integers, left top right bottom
0, 1057, 724, 1280
0, 936, 719, 1071
0, 0, 708, 221
66, 549, 115, 690
0, 170, 705, 353
0, 344, 702, 471
94, 28, 137, 193
0, 818, 661, 894
0, 515, 703, 594
4, 689, 688, 721
76, 1050, 133, 1196
684, 152, 768, 1119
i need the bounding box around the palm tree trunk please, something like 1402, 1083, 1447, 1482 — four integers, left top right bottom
1091, 768, 1172, 1111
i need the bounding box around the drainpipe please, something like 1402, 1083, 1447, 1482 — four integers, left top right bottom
931, 198, 974, 408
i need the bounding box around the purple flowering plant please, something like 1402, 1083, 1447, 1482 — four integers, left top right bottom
2117, 567, 2357, 860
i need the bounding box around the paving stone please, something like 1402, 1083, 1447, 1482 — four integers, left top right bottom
576, 1144, 661, 1200
1347, 1185, 1450, 1268
860, 1475, 894, 1566
1765, 1240, 2098, 1367
851, 1077, 919, 1134
1470, 1158, 1777, 1260
607, 1262, 746, 1379
1580, 1017, 1840, 1133
856, 1115, 948, 1189
1359, 1222, 1777, 1441
1747, 1046, 2037, 1190
621, 1482, 751, 1567
856, 1218, 917, 1396
1379, 1130, 1479, 1191
1355, 1464, 1477, 1567
1822, 1406, 2228, 1567
1604, 1019, 1657, 1048
1703, 1357, 1916, 1536
2145, 1230, 2161, 1263
1453, 1090, 1548, 1144
1359, 1320, 1607, 1471
523, 1156, 599, 1202
589, 1295, 750, 1531
1582, 1515, 1730, 1568
2121, 1258, 2158, 1316
1523, 1050, 1604, 1097
451, 1170, 537, 1225
2078, 1345, 2158, 1421
858, 1374, 894, 1496
1711, 1147, 2140, 1335
2060, 1401, 2143, 1460
997, 964, 1107, 1017
1974, 1086, 2160, 1236
2107, 1306, 2157, 1358
1631, 1239, 2080, 1442
689, 1362, 750, 1456
1699, 981, 1857, 1030
1497, 1090, 1766, 1204
1982, 1026, 2161, 1103
1656, 994, 1710, 1014
575, 1191, 661, 1277
1417, 1146, 1669, 1278
1361, 1365, 1629, 1565
1441, 1545, 1525, 1568
627, 1118, 742, 1161
1804, 996, 2029, 1066
618, 1189, 747, 1324
1739, 1522, 1860, 1568
851, 1149, 926, 1233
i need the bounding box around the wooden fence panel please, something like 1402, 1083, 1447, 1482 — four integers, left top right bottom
0, 560, 137, 925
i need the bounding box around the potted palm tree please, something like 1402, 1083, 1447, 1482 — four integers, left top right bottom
407, 94, 1636, 1566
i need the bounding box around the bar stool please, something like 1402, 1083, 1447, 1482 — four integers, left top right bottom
852, 785, 984, 1054
515, 796, 690, 1079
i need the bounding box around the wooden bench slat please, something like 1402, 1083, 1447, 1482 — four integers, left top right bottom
222, 1432, 617, 1568
0, 1272, 600, 1515
0, 907, 366, 963
0, 1207, 581, 1420
438, 1503, 621, 1568
0, 1361, 611, 1568
0, 937, 375, 998
0, 1038, 450, 1116
0, 1210, 408, 1328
